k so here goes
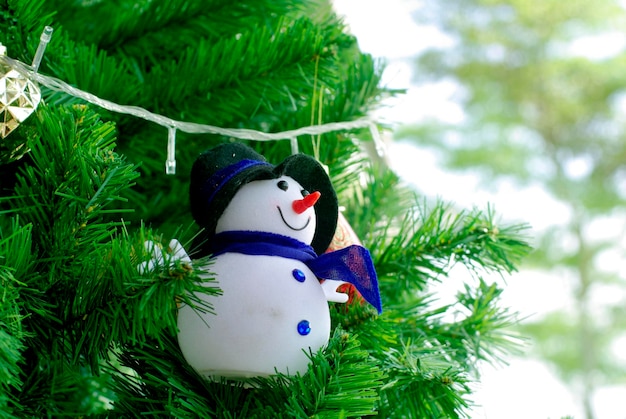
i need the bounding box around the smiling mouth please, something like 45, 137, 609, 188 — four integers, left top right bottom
277, 206, 311, 231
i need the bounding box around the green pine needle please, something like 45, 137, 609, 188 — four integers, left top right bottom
0, 1, 535, 416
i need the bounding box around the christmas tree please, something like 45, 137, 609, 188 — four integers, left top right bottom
0, 1, 531, 417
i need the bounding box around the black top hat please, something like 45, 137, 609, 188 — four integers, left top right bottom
190, 143, 338, 256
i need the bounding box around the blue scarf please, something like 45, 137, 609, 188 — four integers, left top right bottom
209, 230, 382, 314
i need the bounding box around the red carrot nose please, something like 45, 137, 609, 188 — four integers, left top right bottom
292, 191, 321, 214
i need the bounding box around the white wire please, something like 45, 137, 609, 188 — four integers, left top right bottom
1, 55, 376, 141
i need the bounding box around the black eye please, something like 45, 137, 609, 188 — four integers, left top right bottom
277, 180, 289, 191
301, 189, 310, 197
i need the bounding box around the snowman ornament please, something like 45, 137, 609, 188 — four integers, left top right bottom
177, 143, 381, 380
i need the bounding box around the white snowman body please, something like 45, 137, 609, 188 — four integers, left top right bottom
177, 175, 345, 379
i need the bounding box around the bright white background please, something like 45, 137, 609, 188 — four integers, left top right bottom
333, 1, 626, 418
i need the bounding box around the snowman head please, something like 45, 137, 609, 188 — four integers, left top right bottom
215, 175, 320, 244
190, 143, 338, 255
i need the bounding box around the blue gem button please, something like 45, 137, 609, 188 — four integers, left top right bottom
297, 320, 311, 336
292, 268, 306, 282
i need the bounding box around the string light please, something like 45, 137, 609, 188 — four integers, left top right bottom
290, 137, 299, 155
166, 126, 177, 175
31, 26, 53, 73
0, 27, 385, 174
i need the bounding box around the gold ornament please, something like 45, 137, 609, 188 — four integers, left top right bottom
327, 211, 363, 251
326, 211, 366, 307
0, 48, 41, 162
